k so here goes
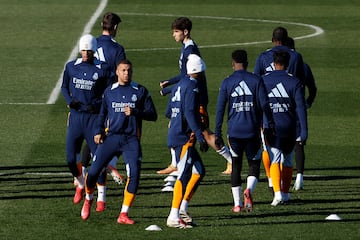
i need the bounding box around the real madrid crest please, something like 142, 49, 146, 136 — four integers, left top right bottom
131, 94, 137, 102
92, 72, 99, 80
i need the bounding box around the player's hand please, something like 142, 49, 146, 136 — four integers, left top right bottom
159, 80, 169, 88
69, 100, 81, 110
94, 134, 103, 144
215, 136, 225, 148
124, 105, 132, 116
199, 140, 209, 152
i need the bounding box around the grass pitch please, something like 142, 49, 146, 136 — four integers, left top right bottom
0, 0, 359, 239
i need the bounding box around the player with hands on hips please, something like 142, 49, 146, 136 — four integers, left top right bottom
166, 54, 208, 229
80, 59, 157, 224
214, 49, 275, 213
61, 34, 112, 205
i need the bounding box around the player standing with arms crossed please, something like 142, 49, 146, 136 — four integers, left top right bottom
157, 17, 232, 175
61, 34, 112, 205
215, 49, 274, 212
81, 59, 157, 224
262, 51, 307, 206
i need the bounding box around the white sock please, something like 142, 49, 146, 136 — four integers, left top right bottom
76, 175, 85, 189
168, 207, 179, 220
85, 193, 94, 201
216, 146, 232, 163
170, 148, 177, 167
246, 176, 258, 193
231, 186, 242, 207
268, 177, 273, 188
97, 185, 106, 202
296, 173, 303, 183
121, 205, 129, 213
274, 191, 282, 200
180, 200, 188, 212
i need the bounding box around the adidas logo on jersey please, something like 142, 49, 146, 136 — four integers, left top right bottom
265, 62, 275, 72
268, 83, 290, 113
268, 83, 289, 98
231, 81, 252, 97
172, 86, 181, 102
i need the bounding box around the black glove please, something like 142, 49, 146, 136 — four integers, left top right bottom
215, 136, 225, 149
199, 140, 209, 152
69, 100, 81, 110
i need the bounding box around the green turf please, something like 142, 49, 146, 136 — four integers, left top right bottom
0, 0, 359, 239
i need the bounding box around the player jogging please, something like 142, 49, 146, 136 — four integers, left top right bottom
61, 34, 112, 205
81, 59, 157, 224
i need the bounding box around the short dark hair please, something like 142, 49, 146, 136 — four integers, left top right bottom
273, 51, 290, 68
102, 12, 121, 31
118, 59, 132, 66
171, 17, 192, 32
284, 37, 295, 50
272, 26, 288, 44
232, 49, 248, 67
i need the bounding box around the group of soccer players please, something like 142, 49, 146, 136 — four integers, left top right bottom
61, 12, 316, 228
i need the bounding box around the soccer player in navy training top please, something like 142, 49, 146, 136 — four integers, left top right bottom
262, 51, 307, 206
80, 12, 127, 190
215, 49, 274, 212
81, 59, 157, 224
166, 54, 209, 229
61, 34, 112, 205
253, 26, 305, 189
285, 37, 317, 191
96, 12, 126, 76
157, 17, 232, 175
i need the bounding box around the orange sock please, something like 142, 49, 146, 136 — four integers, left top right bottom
270, 163, 281, 192
183, 173, 201, 202
123, 178, 135, 207
281, 166, 293, 193
172, 180, 183, 209
262, 150, 271, 179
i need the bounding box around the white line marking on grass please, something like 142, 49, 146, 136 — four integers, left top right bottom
0, 102, 48, 105
46, 0, 108, 105
22, 172, 164, 177
122, 13, 324, 52
4, 10, 322, 106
